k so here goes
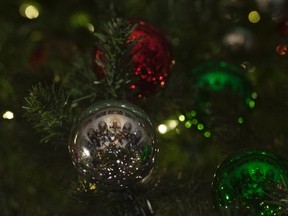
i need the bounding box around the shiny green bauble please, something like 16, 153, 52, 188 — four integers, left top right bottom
212, 150, 288, 215
190, 61, 255, 116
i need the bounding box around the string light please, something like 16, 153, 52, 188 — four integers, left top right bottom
3, 111, 14, 120
178, 115, 185, 122
237, 117, 244, 124
248, 11, 260, 23
158, 120, 179, 134
158, 124, 168, 134
19, 3, 39, 19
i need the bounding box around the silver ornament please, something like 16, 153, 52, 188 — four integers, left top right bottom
69, 101, 158, 189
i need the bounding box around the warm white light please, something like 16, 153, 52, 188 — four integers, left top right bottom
158, 124, 168, 134
26, 5, 39, 19
158, 120, 179, 134
166, 120, 179, 130
3, 111, 14, 120
82, 147, 90, 157
20, 4, 39, 19
178, 115, 185, 122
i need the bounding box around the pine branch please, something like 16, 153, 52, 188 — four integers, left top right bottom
94, 18, 139, 99
23, 83, 74, 144
61, 18, 139, 104
61, 52, 103, 105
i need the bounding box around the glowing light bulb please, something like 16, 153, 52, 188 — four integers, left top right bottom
251, 92, 258, 99
248, 11, 260, 23
178, 115, 185, 122
204, 131, 211, 138
20, 4, 39, 19
167, 120, 178, 129
185, 121, 192, 128
3, 111, 14, 119
237, 117, 244, 124
158, 124, 168, 134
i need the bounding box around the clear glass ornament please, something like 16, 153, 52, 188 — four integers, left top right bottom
69, 101, 158, 190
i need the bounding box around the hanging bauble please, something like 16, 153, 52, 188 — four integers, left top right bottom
94, 19, 173, 98
68, 101, 158, 190
212, 150, 288, 215
128, 19, 173, 97
190, 61, 255, 118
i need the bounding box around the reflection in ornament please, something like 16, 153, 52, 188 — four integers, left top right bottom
94, 19, 173, 98
212, 150, 288, 215
69, 101, 158, 190
190, 61, 255, 116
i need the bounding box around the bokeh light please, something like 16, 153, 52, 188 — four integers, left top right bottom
248, 11, 261, 23
157, 119, 179, 134
178, 115, 185, 122
19, 3, 39, 19
3, 111, 14, 120
158, 124, 168, 134
276, 44, 287, 56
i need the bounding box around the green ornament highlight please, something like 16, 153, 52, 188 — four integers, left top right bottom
212, 150, 288, 215
190, 61, 255, 116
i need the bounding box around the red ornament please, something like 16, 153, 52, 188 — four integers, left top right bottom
94, 19, 173, 98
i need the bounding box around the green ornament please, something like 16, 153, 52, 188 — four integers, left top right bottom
212, 150, 288, 215
190, 61, 255, 116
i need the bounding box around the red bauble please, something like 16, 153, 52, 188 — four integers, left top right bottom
94, 19, 173, 98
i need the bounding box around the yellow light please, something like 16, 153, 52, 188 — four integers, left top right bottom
178, 115, 185, 122
158, 124, 168, 134
3, 111, 14, 120
26, 5, 39, 19
89, 183, 96, 190
167, 120, 178, 130
20, 4, 39, 19
157, 120, 179, 134
248, 11, 260, 23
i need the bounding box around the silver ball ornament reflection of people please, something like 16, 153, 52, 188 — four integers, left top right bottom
68, 101, 158, 190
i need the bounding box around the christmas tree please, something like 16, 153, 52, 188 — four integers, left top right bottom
1, 0, 288, 215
